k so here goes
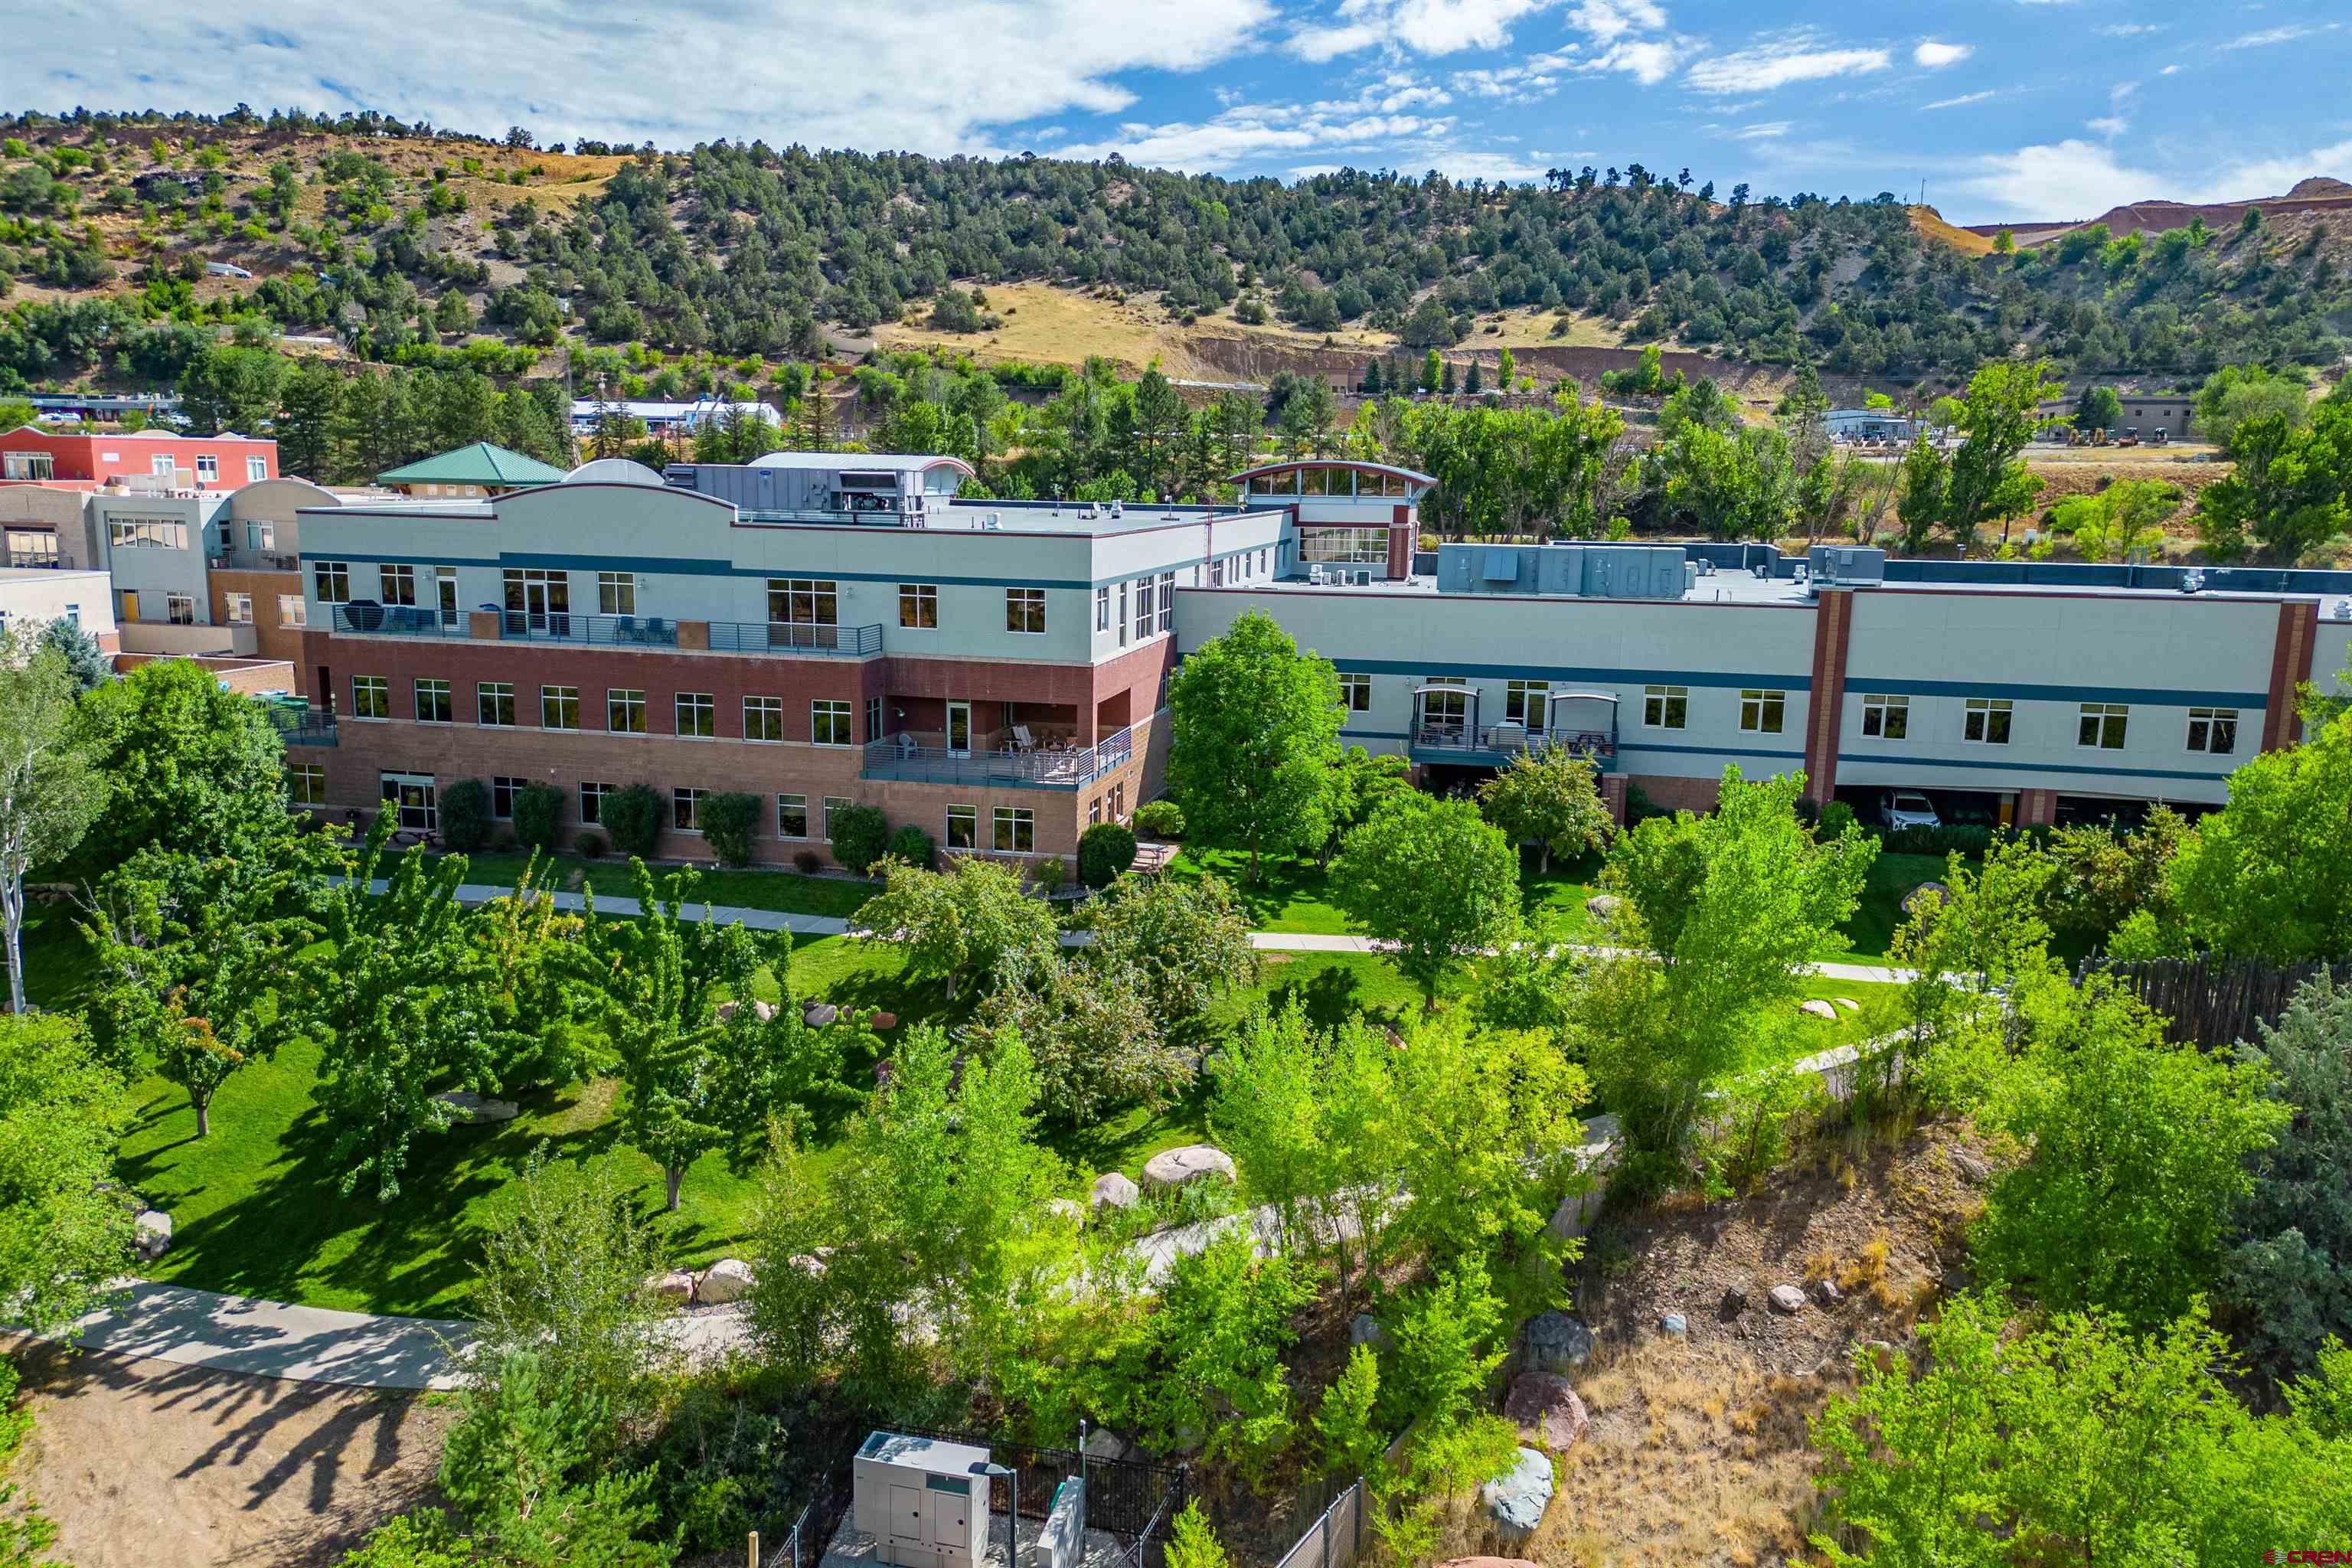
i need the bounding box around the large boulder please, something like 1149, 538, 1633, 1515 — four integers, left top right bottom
715, 1000, 776, 1024
1583, 893, 1622, 922
648, 1270, 696, 1306
1522, 1310, 1595, 1374
1479, 1447, 1555, 1540
802, 1002, 839, 1027
1090, 1171, 1140, 1210
696, 1259, 756, 1304
1045, 1197, 1087, 1228
1658, 1312, 1688, 1340
1349, 1313, 1392, 1352
1142, 1144, 1235, 1193
133, 1209, 172, 1263
1901, 880, 1950, 916
433, 1089, 519, 1124
1503, 1370, 1589, 1450
1768, 1283, 1808, 1315
1799, 998, 1839, 1021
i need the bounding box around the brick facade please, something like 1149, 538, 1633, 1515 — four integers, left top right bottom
2261, 599, 2318, 753
1625, 772, 1724, 815
209, 568, 306, 662
1802, 586, 1851, 804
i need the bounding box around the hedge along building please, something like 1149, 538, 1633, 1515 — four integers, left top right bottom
290, 453, 1284, 864
1172, 537, 2352, 829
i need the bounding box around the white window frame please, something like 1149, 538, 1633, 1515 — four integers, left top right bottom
744, 695, 784, 742
1094, 585, 1110, 632
1860, 693, 1909, 740
286, 762, 326, 806
597, 571, 636, 616
414, 678, 453, 724
608, 688, 648, 734
278, 593, 307, 628
776, 793, 809, 839
194, 453, 219, 482
1007, 586, 1046, 635
2184, 707, 2239, 756
541, 684, 580, 730
946, 802, 978, 851
478, 681, 517, 727
2077, 702, 2129, 751
1338, 672, 1371, 713
992, 805, 1036, 854
1642, 684, 1688, 730
812, 700, 854, 747
675, 691, 717, 739
822, 795, 853, 842
1739, 689, 1786, 735
352, 675, 390, 720
900, 582, 939, 629
224, 591, 253, 625
1504, 679, 1550, 725
580, 781, 614, 825
246, 456, 268, 482
1963, 697, 2013, 746
673, 787, 705, 832
315, 561, 352, 603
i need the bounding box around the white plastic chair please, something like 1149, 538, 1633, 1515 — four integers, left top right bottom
1012, 724, 1036, 753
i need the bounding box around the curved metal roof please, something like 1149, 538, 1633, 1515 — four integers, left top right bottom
748, 452, 977, 478
1224, 459, 1436, 485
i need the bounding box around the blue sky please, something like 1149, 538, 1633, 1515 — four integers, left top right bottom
8, 0, 2348, 222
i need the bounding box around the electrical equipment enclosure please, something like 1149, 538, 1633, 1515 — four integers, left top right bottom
852, 1431, 992, 1568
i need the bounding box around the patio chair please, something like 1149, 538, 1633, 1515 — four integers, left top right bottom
614, 614, 639, 642
1011, 724, 1037, 752
895, 732, 919, 757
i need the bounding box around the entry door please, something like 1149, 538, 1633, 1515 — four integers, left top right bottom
381, 773, 438, 831
436, 568, 459, 627
117, 588, 139, 623
946, 701, 972, 758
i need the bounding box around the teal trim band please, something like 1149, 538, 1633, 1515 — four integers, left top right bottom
1844, 678, 2269, 707
1834, 751, 2233, 783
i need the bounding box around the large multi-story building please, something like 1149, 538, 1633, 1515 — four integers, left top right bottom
283, 449, 2352, 857
288, 453, 1289, 855
0, 425, 278, 491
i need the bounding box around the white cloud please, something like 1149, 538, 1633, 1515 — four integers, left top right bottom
2086, 116, 2128, 137
9, 0, 1274, 157
1684, 35, 1892, 94
2099, 23, 2165, 38
1913, 39, 1971, 68
2225, 22, 2341, 50
1951, 135, 2352, 222
1731, 120, 1792, 140
1559, 0, 1683, 85
2111, 80, 2138, 103
1922, 90, 1997, 110
1449, 47, 1581, 103
1586, 37, 1681, 83
1286, 0, 1561, 61
2159, 64, 2180, 75
1566, 0, 1666, 43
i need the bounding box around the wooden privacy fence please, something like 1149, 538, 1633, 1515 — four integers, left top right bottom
2076, 956, 2348, 1047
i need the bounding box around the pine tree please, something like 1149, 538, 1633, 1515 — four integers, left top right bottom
1465, 361, 1484, 395
273, 362, 341, 481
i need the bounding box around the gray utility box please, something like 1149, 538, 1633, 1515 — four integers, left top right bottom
853, 1432, 991, 1568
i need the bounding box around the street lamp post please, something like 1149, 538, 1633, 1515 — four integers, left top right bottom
982, 1462, 1017, 1566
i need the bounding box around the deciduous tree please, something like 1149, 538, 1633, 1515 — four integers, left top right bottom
1167, 609, 1343, 882
1476, 746, 1612, 872
1331, 793, 1521, 1002
0, 628, 99, 1013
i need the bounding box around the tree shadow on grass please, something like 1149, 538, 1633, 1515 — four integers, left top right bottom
1263, 962, 1411, 1036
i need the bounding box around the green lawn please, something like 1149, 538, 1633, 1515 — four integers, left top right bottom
426, 851, 880, 920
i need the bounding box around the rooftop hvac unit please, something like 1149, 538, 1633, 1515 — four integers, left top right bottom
852, 1432, 991, 1568
2180, 570, 2207, 595
2334, 599, 2352, 622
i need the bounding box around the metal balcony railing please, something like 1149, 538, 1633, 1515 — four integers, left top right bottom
332, 602, 467, 637
1410, 724, 1618, 770
708, 620, 885, 657
495, 610, 678, 646
862, 720, 1139, 789
492, 614, 885, 657
5, 554, 63, 570
269, 710, 338, 746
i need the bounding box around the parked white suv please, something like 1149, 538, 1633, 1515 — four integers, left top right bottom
1882, 791, 1942, 831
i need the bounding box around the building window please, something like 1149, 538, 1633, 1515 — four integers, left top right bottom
899, 583, 938, 629
1006, 587, 1046, 635
1133, 577, 1155, 641
1158, 571, 1174, 634
415, 678, 453, 724
246, 456, 268, 482
286, 763, 325, 805
866, 697, 883, 742
2078, 703, 2129, 750
109, 518, 188, 550
608, 688, 647, 734
0, 452, 54, 481
597, 571, 635, 615
1643, 684, 1688, 730
492, 776, 524, 819
1964, 697, 2013, 745
812, 700, 853, 746
247, 521, 276, 553
1210, 557, 1225, 587
381, 564, 416, 606
1339, 672, 1371, 713
2186, 707, 2239, 756
1095, 585, 1110, 632
822, 796, 852, 841
580, 781, 613, 825
992, 806, 1035, 853
1116, 580, 1129, 647
1504, 679, 1550, 725
1089, 797, 1103, 828
479, 682, 517, 727
745, 695, 783, 742
1298, 527, 1388, 564
542, 684, 580, 730
946, 803, 978, 850
769, 577, 837, 626
352, 675, 390, 720
776, 793, 808, 838
675, 691, 716, 738
224, 591, 253, 624
315, 561, 351, 603
673, 788, 705, 831
195, 454, 219, 482
5, 530, 58, 567
1739, 689, 1786, 734
165, 593, 197, 626
279, 593, 307, 628
1860, 694, 1909, 740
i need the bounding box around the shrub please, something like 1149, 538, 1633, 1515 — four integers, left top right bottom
512, 782, 565, 852
1817, 800, 1857, 839
792, 849, 821, 875
1077, 822, 1138, 888
1033, 855, 1067, 890
1133, 799, 1186, 839
888, 824, 936, 869
1878, 823, 1994, 858
603, 783, 665, 859
439, 777, 493, 852
576, 830, 607, 858
829, 805, 893, 875
699, 792, 762, 868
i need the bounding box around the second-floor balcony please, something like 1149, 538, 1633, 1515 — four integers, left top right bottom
333, 603, 466, 638
861, 721, 1139, 789
268, 709, 338, 746
1407, 723, 1619, 772
494, 612, 885, 657
213, 548, 302, 573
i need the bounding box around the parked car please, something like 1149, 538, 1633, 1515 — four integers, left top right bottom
1882, 791, 1942, 831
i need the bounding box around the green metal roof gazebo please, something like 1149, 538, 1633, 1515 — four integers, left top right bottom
376, 442, 568, 493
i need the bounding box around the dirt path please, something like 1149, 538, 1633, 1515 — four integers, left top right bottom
5, 1338, 449, 1567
